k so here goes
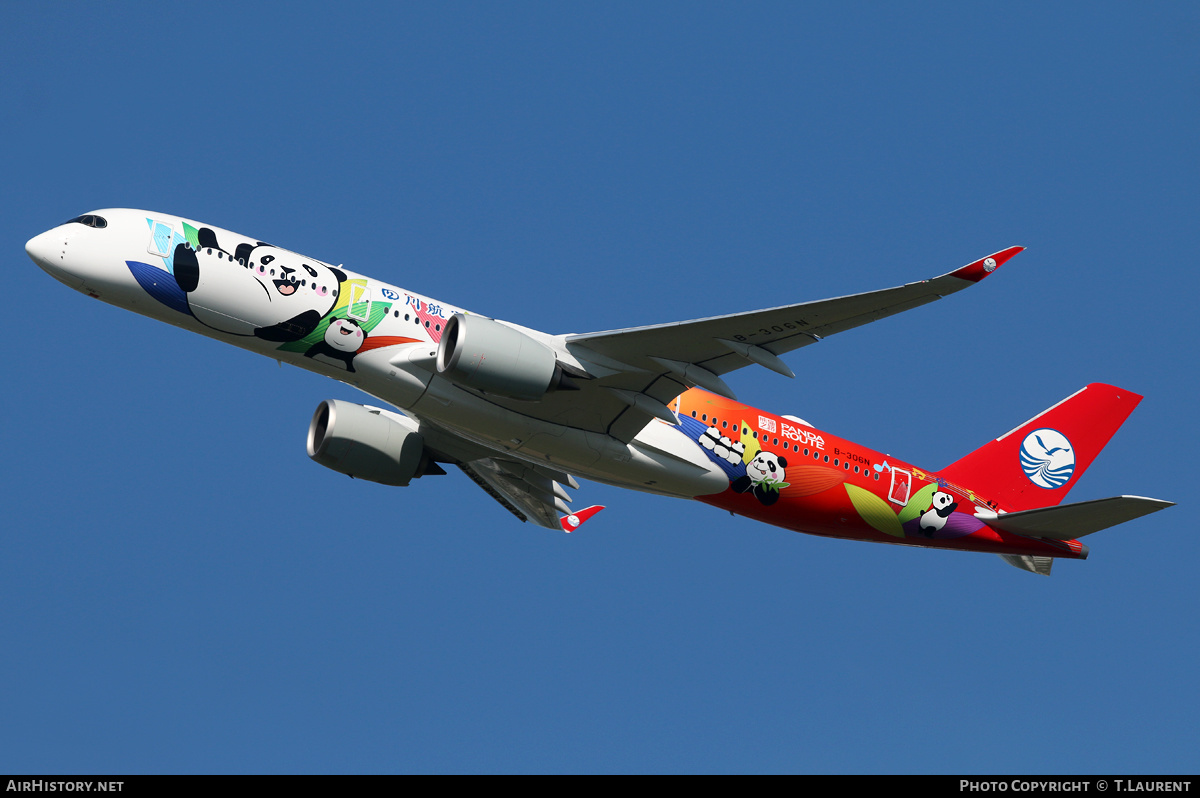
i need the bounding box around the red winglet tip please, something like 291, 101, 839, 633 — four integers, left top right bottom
951, 245, 1025, 283
560, 505, 605, 533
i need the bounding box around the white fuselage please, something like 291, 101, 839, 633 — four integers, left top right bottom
27, 209, 728, 499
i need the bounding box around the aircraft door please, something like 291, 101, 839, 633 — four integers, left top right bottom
344, 282, 371, 322
147, 220, 175, 259
888, 467, 912, 506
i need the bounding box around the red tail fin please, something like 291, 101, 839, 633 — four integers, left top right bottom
938, 384, 1142, 512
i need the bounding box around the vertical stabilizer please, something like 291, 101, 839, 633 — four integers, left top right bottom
938, 384, 1142, 512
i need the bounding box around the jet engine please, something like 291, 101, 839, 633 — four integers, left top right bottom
307, 399, 436, 486
436, 313, 577, 401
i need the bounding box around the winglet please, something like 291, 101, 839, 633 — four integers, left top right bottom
560, 505, 605, 533
949, 246, 1025, 283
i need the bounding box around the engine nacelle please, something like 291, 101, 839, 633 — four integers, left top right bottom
307, 399, 430, 486
436, 313, 568, 401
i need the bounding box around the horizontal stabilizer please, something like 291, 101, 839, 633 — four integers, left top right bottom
985, 495, 1174, 540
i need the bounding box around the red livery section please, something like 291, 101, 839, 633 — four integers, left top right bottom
937, 384, 1141, 512
675, 384, 1150, 563
949, 246, 1025, 283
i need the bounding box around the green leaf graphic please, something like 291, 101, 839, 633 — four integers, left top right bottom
898, 483, 938, 523
182, 223, 200, 250
845, 484, 904, 538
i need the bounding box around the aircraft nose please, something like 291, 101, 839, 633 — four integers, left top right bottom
25, 228, 60, 269
26, 225, 84, 289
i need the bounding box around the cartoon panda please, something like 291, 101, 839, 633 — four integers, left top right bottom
729, 440, 746, 466
171, 228, 346, 342
918, 490, 959, 536
700, 426, 721, 452
713, 434, 734, 463
732, 451, 789, 506
304, 316, 366, 372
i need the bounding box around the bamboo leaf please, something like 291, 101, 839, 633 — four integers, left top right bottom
845, 484, 904, 538
898, 483, 938, 523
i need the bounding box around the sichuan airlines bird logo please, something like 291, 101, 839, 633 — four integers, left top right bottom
1020, 428, 1075, 489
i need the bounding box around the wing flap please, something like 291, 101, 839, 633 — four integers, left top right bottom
999, 554, 1055, 576
458, 458, 585, 530
985, 495, 1174, 540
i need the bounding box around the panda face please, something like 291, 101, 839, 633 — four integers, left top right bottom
747, 452, 787, 484
247, 247, 339, 304
181, 234, 345, 338
931, 491, 955, 511
324, 317, 365, 352
701, 426, 721, 450
729, 440, 746, 464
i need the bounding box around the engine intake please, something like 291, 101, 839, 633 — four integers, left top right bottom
307, 399, 432, 486
437, 313, 574, 401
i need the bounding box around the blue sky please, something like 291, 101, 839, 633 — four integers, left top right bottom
3, 2, 1197, 774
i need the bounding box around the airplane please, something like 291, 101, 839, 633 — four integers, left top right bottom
26, 209, 1173, 575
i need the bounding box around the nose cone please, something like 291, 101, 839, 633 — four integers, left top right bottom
27, 225, 84, 290
25, 228, 60, 270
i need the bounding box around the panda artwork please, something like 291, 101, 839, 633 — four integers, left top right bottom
918, 490, 959, 536
728, 440, 746, 467
731, 451, 789, 506
712, 434, 734, 463
698, 426, 747, 469
304, 316, 366, 372
171, 227, 346, 342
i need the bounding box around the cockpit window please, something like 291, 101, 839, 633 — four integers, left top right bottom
66, 214, 108, 229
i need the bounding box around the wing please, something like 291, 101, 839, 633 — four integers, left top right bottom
457, 457, 582, 530
383, 410, 593, 531
998, 554, 1056, 576
551, 247, 1024, 441
387, 248, 1020, 527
